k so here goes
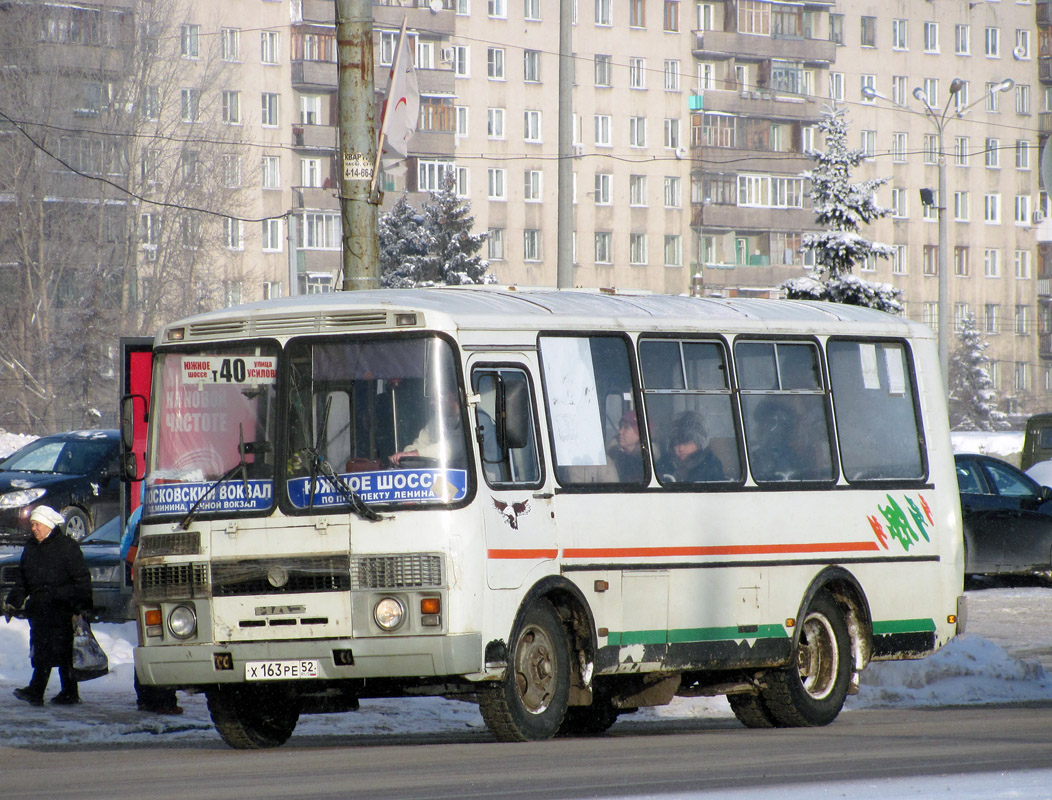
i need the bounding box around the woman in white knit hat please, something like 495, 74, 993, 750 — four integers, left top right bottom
3, 505, 92, 706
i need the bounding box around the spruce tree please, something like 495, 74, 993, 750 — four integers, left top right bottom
947, 314, 1008, 430
782, 105, 901, 313
416, 171, 493, 286
378, 191, 431, 288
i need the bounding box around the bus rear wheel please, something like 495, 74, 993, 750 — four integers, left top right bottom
727, 691, 778, 729
759, 592, 850, 727
478, 599, 570, 742
206, 685, 300, 749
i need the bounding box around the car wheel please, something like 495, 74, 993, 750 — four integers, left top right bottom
60, 507, 91, 541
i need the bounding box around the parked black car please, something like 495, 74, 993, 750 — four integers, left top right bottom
0, 514, 133, 623
954, 453, 1052, 578
0, 430, 120, 546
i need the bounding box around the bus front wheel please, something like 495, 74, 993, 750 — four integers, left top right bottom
478, 599, 570, 742
206, 685, 300, 749
760, 592, 850, 727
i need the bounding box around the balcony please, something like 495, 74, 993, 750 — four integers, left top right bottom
691, 203, 815, 232
1042, 56, 1052, 84
293, 186, 339, 210
373, 1, 455, 35
292, 59, 337, 90
1038, 0, 1051, 25
1041, 332, 1052, 360
292, 124, 337, 151
690, 143, 812, 175
693, 88, 824, 121
692, 29, 836, 65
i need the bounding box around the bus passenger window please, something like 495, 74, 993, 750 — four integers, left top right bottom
539, 335, 644, 486
827, 341, 924, 481
472, 368, 542, 487
639, 338, 742, 486
737, 341, 835, 484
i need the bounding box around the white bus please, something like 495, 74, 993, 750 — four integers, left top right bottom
122, 287, 964, 748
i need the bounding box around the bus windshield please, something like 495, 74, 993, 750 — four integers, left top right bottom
285, 335, 470, 510
145, 345, 279, 517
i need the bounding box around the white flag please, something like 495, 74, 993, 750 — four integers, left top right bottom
380, 24, 420, 161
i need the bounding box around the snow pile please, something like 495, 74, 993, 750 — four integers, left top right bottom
950, 430, 1023, 459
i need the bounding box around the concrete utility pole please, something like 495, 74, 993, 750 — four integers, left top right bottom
335, 0, 379, 291
556, 0, 573, 289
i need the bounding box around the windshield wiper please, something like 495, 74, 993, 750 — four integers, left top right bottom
303, 396, 384, 523
177, 426, 259, 531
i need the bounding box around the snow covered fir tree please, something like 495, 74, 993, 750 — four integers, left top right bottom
948, 314, 1009, 431
782, 105, 901, 313
378, 173, 494, 288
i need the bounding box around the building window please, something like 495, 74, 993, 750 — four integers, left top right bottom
952, 191, 970, 222
892, 132, 908, 162
630, 233, 647, 265
956, 24, 970, 55
181, 24, 200, 58
1016, 249, 1032, 279
953, 303, 970, 333
664, 118, 680, 150
891, 187, 907, 218
262, 218, 283, 252
525, 169, 543, 202
985, 304, 999, 334
221, 154, 241, 188
1016, 85, 1031, 115
221, 27, 241, 61
301, 212, 341, 250
923, 21, 939, 53
828, 14, 843, 44
922, 244, 938, 276
985, 27, 999, 58
954, 246, 970, 276
664, 176, 681, 208
524, 110, 541, 142
300, 157, 321, 188
860, 130, 876, 158
595, 0, 612, 26
860, 16, 876, 47
664, 59, 680, 91
1016, 140, 1032, 169
663, 0, 679, 32
262, 155, 281, 189
221, 90, 240, 125
892, 75, 908, 106
594, 114, 611, 146
828, 72, 844, 101
524, 229, 540, 261
629, 0, 645, 28
488, 0, 506, 18
594, 232, 612, 263
1016, 29, 1031, 60
487, 47, 505, 79
417, 160, 454, 192
629, 174, 647, 206
488, 228, 505, 261
984, 193, 1001, 223
1016, 195, 1031, 225
455, 106, 468, 137
984, 248, 1000, 277
524, 0, 540, 21
487, 108, 505, 139
629, 116, 647, 148
453, 45, 469, 77
262, 281, 283, 299
860, 74, 875, 103
1015, 362, 1030, 391
224, 218, 244, 250
954, 136, 969, 167
591, 172, 611, 204
594, 54, 612, 87
923, 77, 939, 108
986, 82, 1003, 112
629, 57, 646, 89
892, 244, 907, 275
664, 234, 682, 267
986, 138, 1000, 168
523, 50, 540, 82
261, 93, 279, 127
487, 168, 506, 200
1016, 306, 1031, 336
923, 133, 938, 165
261, 30, 280, 65
892, 19, 908, 50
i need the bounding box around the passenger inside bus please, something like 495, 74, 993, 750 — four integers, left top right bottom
747, 396, 832, 482
607, 411, 644, 483
388, 388, 468, 469
655, 411, 725, 483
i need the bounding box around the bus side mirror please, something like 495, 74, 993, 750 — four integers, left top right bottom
120, 452, 144, 483
119, 394, 148, 482
503, 380, 530, 451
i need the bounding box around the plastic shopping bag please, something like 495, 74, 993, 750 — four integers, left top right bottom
71, 617, 109, 682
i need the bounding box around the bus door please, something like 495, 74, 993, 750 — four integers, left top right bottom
469, 360, 553, 590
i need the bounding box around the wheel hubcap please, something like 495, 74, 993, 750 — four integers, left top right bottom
797, 611, 838, 700
514, 624, 556, 715
65, 515, 86, 539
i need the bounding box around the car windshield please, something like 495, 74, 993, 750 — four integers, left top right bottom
145, 344, 278, 518
82, 516, 121, 545
0, 435, 114, 476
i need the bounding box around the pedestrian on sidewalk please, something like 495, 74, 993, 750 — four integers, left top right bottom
2, 505, 92, 706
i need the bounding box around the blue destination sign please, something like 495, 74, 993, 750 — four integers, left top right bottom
145, 479, 274, 516
287, 469, 468, 508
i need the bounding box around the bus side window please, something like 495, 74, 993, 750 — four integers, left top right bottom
472, 368, 542, 487
737, 341, 835, 483
827, 340, 924, 481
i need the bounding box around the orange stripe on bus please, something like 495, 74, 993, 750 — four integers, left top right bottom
560, 541, 882, 559
488, 549, 560, 559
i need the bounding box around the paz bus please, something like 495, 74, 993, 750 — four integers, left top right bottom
121, 287, 964, 748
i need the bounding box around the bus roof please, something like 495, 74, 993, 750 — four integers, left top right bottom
160, 286, 931, 344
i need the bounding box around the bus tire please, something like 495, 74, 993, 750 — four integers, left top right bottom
727, 692, 778, 729
206, 685, 300, 749
759, 592, 850, 727
478, 599, 570, 742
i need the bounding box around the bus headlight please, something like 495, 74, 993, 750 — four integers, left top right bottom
373, 597, 405, 631
168, 604, 197, 639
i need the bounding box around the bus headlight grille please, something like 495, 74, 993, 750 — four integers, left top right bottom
137, 562, 211, 601
351, 554, 444, 590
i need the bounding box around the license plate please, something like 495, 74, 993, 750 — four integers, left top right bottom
245, 659, 320, 681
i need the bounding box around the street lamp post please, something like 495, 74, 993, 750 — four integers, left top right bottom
862, 77, 1014, 386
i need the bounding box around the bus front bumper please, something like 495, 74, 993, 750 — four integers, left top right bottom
135, 633, 483, 688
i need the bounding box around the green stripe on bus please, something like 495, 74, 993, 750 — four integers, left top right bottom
872, 618, 937, 635
606, 624, 790, 647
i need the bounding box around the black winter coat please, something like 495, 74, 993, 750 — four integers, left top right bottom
5, 528, 92, 626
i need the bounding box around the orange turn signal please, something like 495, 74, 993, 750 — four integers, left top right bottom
420, 597, 441, 615
144, 609, 163, 627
